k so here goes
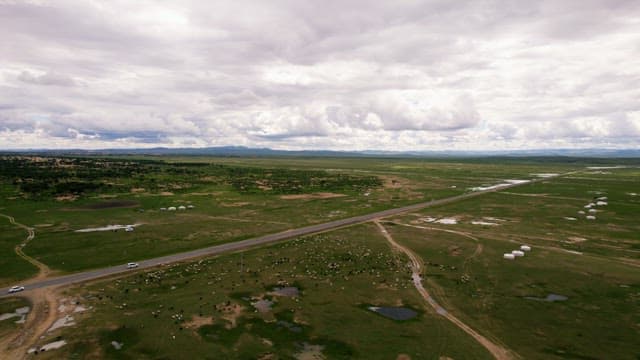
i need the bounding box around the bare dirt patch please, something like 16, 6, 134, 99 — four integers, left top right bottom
221, 202, 250, 207
397, 354, 412, 360
566, 236, 588, 243
130, 188, 145, 193
280, 192, 346, 200
55, 195, 78, 202
184, 315, 214, 329
159, 191, 174, 196
448, 245, 462, 257
216, 302, 244, 329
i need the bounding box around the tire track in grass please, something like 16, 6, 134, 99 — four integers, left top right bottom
374, 220, 518, 360
0, 213, 50, 280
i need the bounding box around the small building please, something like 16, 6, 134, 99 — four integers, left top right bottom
178, 205, 186, 210
160, 207, 167, 211
187, 205, 195, 209
596, 201, 607, 206
503, 253, 515, 260
520, 245, 531, 251
168, 206, 177, 211
512, 250, 525, 257
125, 226, 134, 232
586, 215, 596, 220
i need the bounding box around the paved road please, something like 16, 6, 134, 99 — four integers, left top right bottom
0, 174, 565, 297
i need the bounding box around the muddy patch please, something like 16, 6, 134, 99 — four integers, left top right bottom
67, 200, 140, 210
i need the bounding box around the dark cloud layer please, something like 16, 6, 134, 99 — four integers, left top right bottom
1, 0, 639, 150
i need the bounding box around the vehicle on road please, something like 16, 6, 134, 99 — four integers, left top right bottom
126, 262, 139, 269
8, 286, 25, 293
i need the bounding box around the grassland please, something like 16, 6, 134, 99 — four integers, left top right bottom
30, 225, 493, 359
0, 156, 585, 285
381, 166, 640, 359
1, 156, 639, 359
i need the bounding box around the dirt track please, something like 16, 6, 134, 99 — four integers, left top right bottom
0, 214, 58, 359
0, 214, 51, 280
375, 220, 517, 360
0, 288, 59, 359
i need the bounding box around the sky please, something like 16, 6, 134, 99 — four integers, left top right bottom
1, 0, 639, 151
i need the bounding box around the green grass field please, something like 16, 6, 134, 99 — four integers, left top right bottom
2, 156, 639, 359
34, 225, 493, 359
0, 156, 586, 285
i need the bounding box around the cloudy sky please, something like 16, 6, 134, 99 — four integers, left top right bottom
1, 0, 639, 150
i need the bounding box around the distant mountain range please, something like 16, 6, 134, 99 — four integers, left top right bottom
2, 146, 640, 158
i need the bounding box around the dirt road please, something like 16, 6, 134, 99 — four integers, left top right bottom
0, 213, 51, 279
374, 220, 517, 360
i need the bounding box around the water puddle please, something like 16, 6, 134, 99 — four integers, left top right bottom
471, 220, 499, 226
252, 299, 274, 313
75, 224, 140, 233
270, 287, 300, 297
27, 340, 67, 354
524, 294, 568, 302
0, 306, 30, 323
48, 315, 75, 332
368, 306, 418, 320
277, 320, 303, 333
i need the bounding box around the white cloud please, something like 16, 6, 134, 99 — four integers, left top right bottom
0, 0, 639, 150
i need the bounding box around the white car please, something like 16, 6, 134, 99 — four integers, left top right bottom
126, 262, 139, 269
8, 286, 25, 293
